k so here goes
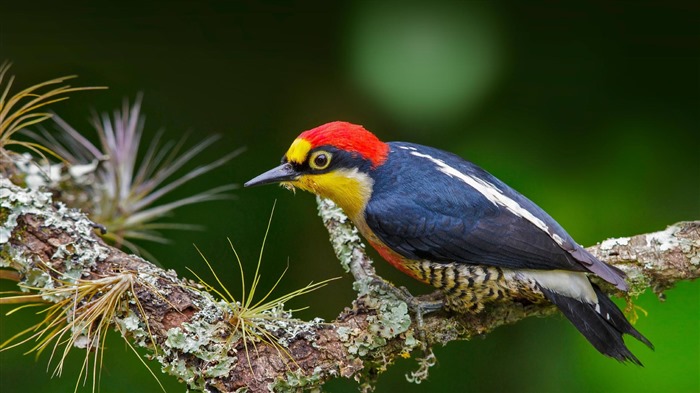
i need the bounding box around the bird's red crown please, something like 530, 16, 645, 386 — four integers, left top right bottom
298, 121, 389, 167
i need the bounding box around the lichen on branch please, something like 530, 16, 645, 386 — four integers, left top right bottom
0, 175, 698, 392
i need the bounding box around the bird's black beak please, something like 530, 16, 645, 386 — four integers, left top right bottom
244, 162, 300, 187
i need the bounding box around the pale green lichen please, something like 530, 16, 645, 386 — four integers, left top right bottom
162, 298, 232, 360
0, 222, 12, 245
268, 366, 325, 392
316, 196, 425, 385
204, 356, 237, 378
112, 303, 156, 352
156, 292, 329, 391
154, 291, 240, 391
648, 223, 700, 266
341, 292, 414, 357
23, 264, 54, 289
405, 350, 436, 384
316, 197, 365, 274
166, 326, 219, 358
13, 153, 63, 190
161, 240, 333, 390
0, 178, 109, 283
317, 197, 415, 346
0, 178, 52, 245
599, 236, 631, 250
159, 315, 235, 391
366, 297, 410, 341
403, 331, 418, 348
690, 255, 700, 266
162, 358, 200, 389
135, 261, 177, 297
645, 225, 679, 252
336, 326, 353, 342
317, 197, 422, 388
118, 309, 142, 331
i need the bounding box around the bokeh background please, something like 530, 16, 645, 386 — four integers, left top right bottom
1, 1, 698, 392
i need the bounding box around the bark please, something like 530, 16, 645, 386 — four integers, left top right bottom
0, 177, 698, 392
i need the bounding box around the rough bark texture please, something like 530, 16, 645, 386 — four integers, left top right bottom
0, 177, 698, 392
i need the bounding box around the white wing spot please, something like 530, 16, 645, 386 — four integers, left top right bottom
552, 233, 565, 247
399, 145, 417, 151
410, 150, 552, 236
595, 303, 601, 313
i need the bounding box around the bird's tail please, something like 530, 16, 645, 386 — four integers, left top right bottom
541, 283, 653, 365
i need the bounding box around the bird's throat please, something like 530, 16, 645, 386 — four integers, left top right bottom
292, 168, 373, 220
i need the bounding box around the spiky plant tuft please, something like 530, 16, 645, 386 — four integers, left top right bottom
28, 94, 243, 256
0, 61, 105, 161
0, 265, 164, 393
188, 203, 339, 372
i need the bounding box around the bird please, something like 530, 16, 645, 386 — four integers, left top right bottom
245, 121, 652, 364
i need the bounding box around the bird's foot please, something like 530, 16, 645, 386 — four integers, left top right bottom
369, 277, 443, 347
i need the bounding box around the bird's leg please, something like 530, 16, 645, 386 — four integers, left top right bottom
369, 277, 444, 347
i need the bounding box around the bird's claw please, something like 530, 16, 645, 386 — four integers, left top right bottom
369, 277, 444, 349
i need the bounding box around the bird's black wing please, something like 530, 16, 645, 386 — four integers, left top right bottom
365, 189, 583, 271
365, 143, 627, 288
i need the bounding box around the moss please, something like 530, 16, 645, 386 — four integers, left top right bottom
0, 206, 9, 227
625, 269, 652, 297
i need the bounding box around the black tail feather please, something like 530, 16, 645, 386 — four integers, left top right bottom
541, 283, 653, 365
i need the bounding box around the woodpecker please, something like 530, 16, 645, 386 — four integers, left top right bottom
245, 121, 652, 364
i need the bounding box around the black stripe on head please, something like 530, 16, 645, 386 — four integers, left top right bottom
283, 145, 374, 175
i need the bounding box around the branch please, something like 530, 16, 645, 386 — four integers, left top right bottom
1, 177, 698, 392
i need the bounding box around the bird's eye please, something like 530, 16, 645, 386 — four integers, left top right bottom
309, 151, 331, 170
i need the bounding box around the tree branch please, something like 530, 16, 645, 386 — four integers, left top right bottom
1, 177, 698, 392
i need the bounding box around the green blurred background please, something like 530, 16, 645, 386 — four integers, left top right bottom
1, 1, 698, 392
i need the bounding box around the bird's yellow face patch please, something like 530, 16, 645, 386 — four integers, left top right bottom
283, 169, 373, 220
285, 138, 312, 165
